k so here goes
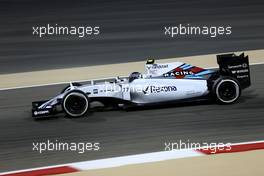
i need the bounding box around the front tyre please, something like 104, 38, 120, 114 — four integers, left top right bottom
213, 77, 241, 104
62, 90, 89, 117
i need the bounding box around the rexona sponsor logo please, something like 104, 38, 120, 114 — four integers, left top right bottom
143, 85, 177, 94
164, 71, 193, 77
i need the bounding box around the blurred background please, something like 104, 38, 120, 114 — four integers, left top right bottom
0, 0, 263, 73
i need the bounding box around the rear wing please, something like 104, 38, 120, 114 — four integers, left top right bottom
217, 53, 250, 89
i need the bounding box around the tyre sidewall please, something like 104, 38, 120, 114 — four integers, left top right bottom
62, 90, 89, 117
212, 76, 241, 104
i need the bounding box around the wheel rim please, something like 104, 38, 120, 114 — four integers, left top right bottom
216, 80, 239, 103
64, 92, 88, 116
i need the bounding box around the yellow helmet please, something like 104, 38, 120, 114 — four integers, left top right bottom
146, 58, 155, 64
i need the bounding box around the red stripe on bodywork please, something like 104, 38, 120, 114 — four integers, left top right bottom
189, 66, 204, 73
1, 166, 79, 176
197, 142, 264, 155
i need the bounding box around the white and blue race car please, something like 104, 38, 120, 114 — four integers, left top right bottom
32, 53, 250, 118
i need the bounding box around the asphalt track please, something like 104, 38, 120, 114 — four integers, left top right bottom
0, 0, 264, 173
0, 64, 263, 172
0, 0, 264, 73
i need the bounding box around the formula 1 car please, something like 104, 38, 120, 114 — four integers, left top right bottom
32, 53, 250, 118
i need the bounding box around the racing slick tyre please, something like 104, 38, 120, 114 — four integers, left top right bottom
62, 90, 89, 117
212, 76, 241, 104
61, 82, 82, 93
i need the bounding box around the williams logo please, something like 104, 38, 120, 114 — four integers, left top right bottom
146, 64, 168, 70
143, 85, 177, 94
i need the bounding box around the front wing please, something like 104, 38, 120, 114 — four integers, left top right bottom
32, 100, 61, 118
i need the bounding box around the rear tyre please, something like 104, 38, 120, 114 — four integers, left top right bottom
213, 77, 241, 104
62, 90, 89, 117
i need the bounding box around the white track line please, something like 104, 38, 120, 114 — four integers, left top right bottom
1, 140, 264, 175
0, 62, 263, 92
1, 49, 263, 90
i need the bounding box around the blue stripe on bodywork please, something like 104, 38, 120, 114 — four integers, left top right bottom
195, 70, 214, 76
185, 75, 203, 79
180, 64, 187, 68
183, 65, 193, 70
